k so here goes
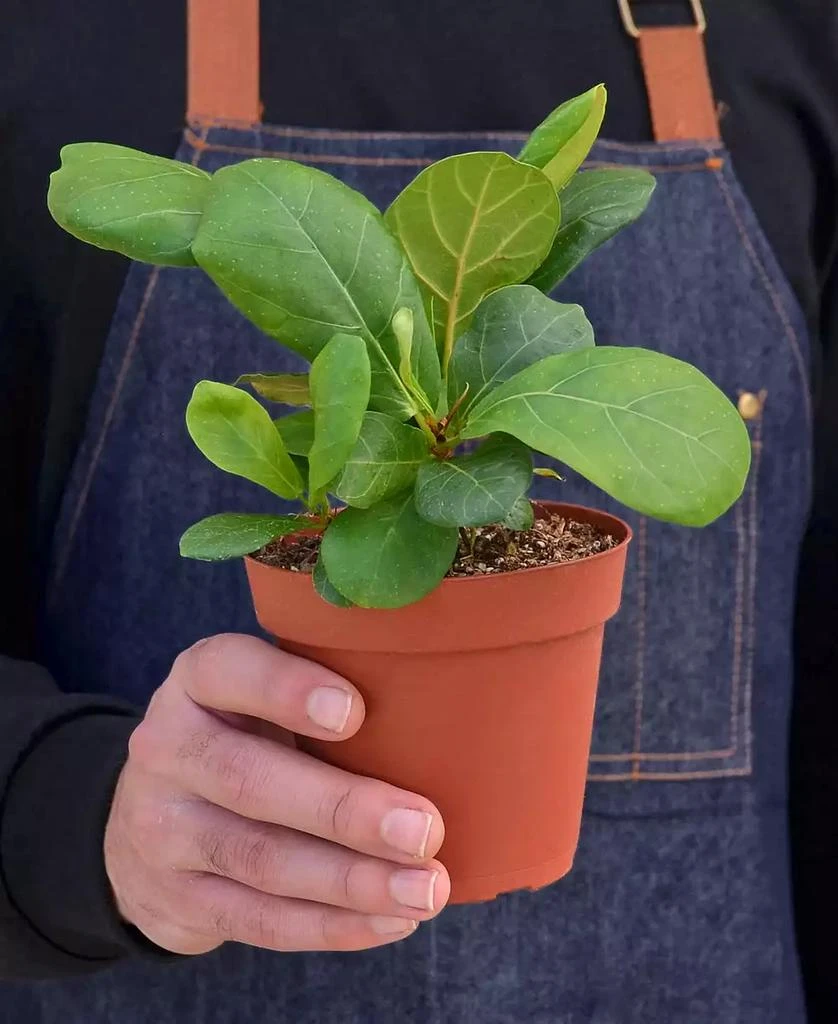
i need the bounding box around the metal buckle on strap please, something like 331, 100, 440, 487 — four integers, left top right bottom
617, 0, 706, 38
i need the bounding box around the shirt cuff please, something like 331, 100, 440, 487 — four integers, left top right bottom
1, 710, 174, 971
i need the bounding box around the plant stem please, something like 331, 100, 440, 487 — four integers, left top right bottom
414, 412, 438, 446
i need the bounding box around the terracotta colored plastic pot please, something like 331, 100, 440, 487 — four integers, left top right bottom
246, 501, 631, 904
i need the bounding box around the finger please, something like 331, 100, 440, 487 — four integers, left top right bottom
172, 634, 365, 740
179, 803, 451, 918
180, 874, 420, 952
159, 710, 445, 863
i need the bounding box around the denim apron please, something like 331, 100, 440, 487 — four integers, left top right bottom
12, 10, 813, 1024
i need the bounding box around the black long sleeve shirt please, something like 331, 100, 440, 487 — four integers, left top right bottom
1, 1, 837, 1016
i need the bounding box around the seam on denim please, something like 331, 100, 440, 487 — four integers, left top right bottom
729, 468, 748, 752
630, 517, 648, 780
50, 130, 210, 601
710, 164, 812, 425
188, 121, 724, 154
588, 766, 751, 782
589, 419, 762, 780
592, 138, 724, 153
744, 427, 764, 775
592, 747, 736, 764
183, 130, 718, 174
585, 160, 714, 173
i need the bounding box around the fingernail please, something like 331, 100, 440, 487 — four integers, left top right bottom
370, 916, 418, 936
380, 808, 434, 858
306, 687, 352, 733
389, 869, 438, 911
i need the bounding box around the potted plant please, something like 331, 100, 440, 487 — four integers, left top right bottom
48, 85, 750, 903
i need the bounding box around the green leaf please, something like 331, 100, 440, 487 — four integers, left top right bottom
518, 85, 607, 190
275, 410, 315, 455
308, 334, 371, 494
320, 492, 458, 608
392, 306, 434, 414
336, 412, 430, 508
393, 307, 414, 383
463, 347, 751, 527
47, 143, 211, 267
236, 372, 311, 405
179, 513, 302, 561
448, 284, 594, 417
313, 556, 354, 607
503, 497, 535, 531
528, 169, 656, 292
533, 466, 564, 481
186, 381, 303, 499
414, 435, 533, 527
384, 152, 560, 371
191, 159, 440, 418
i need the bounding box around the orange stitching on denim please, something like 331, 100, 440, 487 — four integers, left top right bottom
183, 128, 433, 166
710, 164, 812, 425
588, 419, 762, 780
630, 517, 648, 780
728, 472, 748, 751
189, 120, 724, 154
50, 130, 210, 601
217, 122, 529, 143
49, 268, 162, 600
585, 160, 714, 173
592, 138, 724, 154
591, 747, 736, 763
743, 428, 765, 775
588, 766, 752, 783
182, 130, 716, 173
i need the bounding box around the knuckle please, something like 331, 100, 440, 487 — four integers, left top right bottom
318, 783, 362, 842
126, 720, 162, 771
251, 905, 283, 949
334, 859, 366, 909
196, 829, 233, 877
215, 744, 270, 809
175, 727, 222, 765
173, 633, 241, 690
238, 833, 273, 888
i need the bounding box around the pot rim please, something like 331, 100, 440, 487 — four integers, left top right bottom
244, 500, 633, 586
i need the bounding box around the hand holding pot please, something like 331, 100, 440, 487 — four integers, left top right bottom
104, 633, 449, 955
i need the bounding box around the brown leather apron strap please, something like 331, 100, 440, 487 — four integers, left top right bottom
187, 0, 261, 124
619, 0, 720, 142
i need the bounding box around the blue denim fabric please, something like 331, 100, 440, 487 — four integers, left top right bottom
15, 123, 811, 1022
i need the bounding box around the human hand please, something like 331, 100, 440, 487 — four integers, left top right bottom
104, 634, 449, 954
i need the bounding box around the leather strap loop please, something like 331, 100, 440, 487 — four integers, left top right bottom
619, 1, 720, 142
187, 0, 261, 125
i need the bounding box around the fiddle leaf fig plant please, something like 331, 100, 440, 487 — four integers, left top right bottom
47, 84, 752, 609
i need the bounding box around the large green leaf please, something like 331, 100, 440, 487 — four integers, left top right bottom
191, 159, 439, 418
463, 347, 751, 527
518, 85, 606, 190
275, 410, 315, 455
179, 513, 302, 561
528, 169, 656, 293
308, 334, 371, 494
336, 412, 430, 508
448, 284, 594, 417
313, 556, 354, 608
48, 143, 210, 267
186, 381, 303, 499
384, 152, 560, 371
414, 435, 533, 527
320, 492, 458, 608
237, 372, 311, 405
